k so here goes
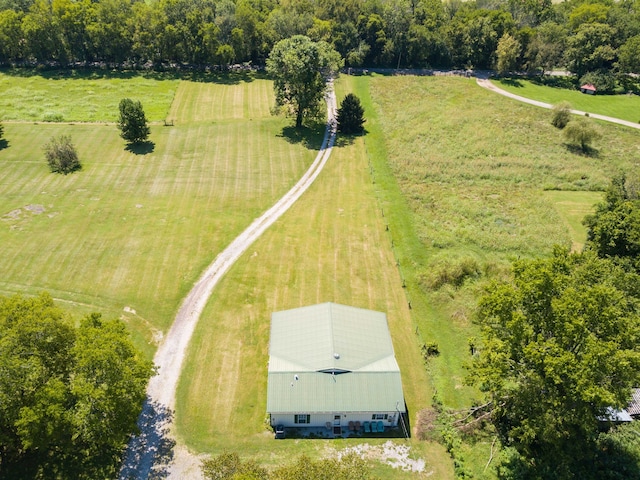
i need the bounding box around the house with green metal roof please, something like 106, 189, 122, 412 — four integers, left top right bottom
266, 303, 407, 436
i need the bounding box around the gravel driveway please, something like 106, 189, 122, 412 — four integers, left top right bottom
119, 83, 338, 480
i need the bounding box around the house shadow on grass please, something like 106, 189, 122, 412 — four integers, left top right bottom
126, 141, 155, 155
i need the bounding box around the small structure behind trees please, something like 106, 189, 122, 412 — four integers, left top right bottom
337, 93, 366, 135
469, 248, 640, 477
44, 134, 81, 174
118, 98, 150, 145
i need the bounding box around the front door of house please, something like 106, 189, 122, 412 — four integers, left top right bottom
333, 415, 341, 426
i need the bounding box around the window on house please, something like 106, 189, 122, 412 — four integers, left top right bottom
371, 413, 388, 420
294, 414, 310, 424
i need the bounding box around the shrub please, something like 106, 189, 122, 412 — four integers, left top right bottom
44, 135, 81, 174
0, 121, 4, 139
336, 93, 366, 134
421, 257, 481, 290
551, 101, 572, 129
422, 342, 440, 358
564, 117, 601, 152
118, 98, 150, 144
43, 112, 64, 122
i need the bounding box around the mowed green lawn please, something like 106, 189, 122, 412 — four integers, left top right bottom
0, 68, 178, 122
496, 77, 640, 123
175, 75, 454, 479
0, 74, 319, 358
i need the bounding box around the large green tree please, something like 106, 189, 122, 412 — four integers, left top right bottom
584, 174, 640, 272
469, 248, 640, 477
266, 35, 342, 128
336, 92, 365, 134
0, 293, 154, 479
118, 98, 150, 145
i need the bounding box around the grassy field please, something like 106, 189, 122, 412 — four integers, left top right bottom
495, 77, 640, 123
543, 190, 603, 252
0, 68, 178, 122
366, 73, 638, 408
0, 73, 318, 359
2, 68, 636, 478
175, 75, 454, 478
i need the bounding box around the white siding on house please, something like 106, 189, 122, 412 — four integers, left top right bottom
270, 411, 401, 429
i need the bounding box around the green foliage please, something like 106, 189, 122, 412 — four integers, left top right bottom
202, 452, 374, 480
118, 98, 150, 144
565, 22, 617, 77
271, 453, 375, 480
470, 248, 640, 476
551, 101, 572, 129
43, 134, 81, 174
0, 120, 4, 139
595, 423, 640, 479
579, 70, 617, 94
201, 451, 269, 480
420, 257, 481, 290
584, 174, 640, 272
563, 116, 600, 151
496, 33, 521, 74
617, 35, 640, 74
422, 342, 440, 358
0, 293, 154, 478
266, 35, 343, 128
337, 93, 365, 134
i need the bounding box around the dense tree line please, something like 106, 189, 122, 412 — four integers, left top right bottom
0, 0, 639, 77
0, 293, 154, 479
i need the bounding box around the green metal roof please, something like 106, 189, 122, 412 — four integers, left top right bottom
267, 303, 406, 413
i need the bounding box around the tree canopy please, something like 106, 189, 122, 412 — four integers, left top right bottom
337, 93, 365, 135
266, 35, 342, 128
563, 117, 600, 152
469, 248, 640, 477
0, 293, 154, 479
0, 0, 638, 80
43, 134, 81, 174
118, 98, 150, 145
584, 174, 640, 272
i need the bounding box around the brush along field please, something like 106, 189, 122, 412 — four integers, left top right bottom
0, 74, 319, 358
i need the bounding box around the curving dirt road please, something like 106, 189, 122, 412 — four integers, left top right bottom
119, 83, 338, 480
476, 77, 640, 130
